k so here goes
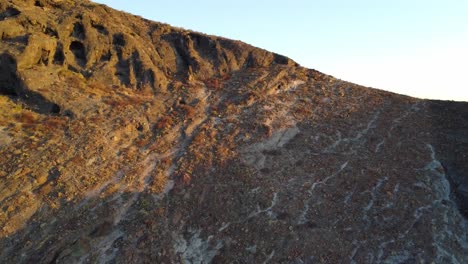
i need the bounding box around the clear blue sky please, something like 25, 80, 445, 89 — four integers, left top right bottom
94, 0, 468, 101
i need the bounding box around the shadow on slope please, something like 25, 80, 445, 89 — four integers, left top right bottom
428, 100, 468, 219
0, 52, 61, 115
0, 79, 467, 263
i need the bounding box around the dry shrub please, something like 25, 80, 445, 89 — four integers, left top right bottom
224, 102, 238, 116
103, 94, 147, 108
88, 81, 107, 91
216, 145, 231, 160
220, 73, 231, 81
210, 105, 219, 116
102, 97, 124, 108
43, 117, 66, 130
155, 115, 174, 130
135, 137, 150, 148
87, 116, 102, 123
160, 157, 172, 167
294, 106, 312, 117
147, 142, 160, 152
179, 104, 196, 119
126, 95, 147, 105
149, 171, 168, 193
16, 111, 36, 124
191, 132, 207, 145
69, 155, 85, 165
208, 129, 217, 138
181, 173, 191, 185
64, 74, 85, 88
205, 78, 221, 89
39, 182, 53, 196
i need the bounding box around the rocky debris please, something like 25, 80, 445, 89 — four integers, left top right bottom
0, 0, 467, 263
243, 126, 300, 170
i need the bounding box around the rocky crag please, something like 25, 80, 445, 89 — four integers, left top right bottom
0, 0, 467, 263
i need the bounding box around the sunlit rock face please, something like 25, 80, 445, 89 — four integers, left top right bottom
0, 0, 467, 263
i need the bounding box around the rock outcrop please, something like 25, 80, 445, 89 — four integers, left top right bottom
0, 0, 466, 263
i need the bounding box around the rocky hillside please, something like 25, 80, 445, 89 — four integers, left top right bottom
0, 0, 467, 263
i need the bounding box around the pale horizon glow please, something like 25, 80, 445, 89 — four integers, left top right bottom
93, 0, 468, 101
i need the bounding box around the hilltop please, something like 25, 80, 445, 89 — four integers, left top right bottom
0, 0, 467, 263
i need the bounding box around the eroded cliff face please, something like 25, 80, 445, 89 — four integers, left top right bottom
0, 0, 467, 263
0, 0, 294, 92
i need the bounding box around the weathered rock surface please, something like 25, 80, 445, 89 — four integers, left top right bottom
0, 0, 467, 263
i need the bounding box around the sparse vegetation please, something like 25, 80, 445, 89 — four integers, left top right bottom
15, 111, 37, 124
0, 1, 466, 263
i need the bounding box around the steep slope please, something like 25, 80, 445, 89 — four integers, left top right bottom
0, 0, 467, 263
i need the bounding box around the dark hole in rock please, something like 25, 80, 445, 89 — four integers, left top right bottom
138, 69, 155, 90
47, 167, 61, 181
100, 50, 111, 62
41, 103, 61, 115
44, 26, 58, 38
179, 99, 186, 105
2, 34, 28, 43
34, 1, 43, 7
0, 53, 63, 115
190, 33, 201, 46
130, 51, 144, 86
71, 22, 85, 40
67, 65, 80, 73
244, 53, 255, 68
53, 43, 65, 65
273, 53, 290, 65
0, 7, 21, 21
136, 124, 144, 132
115, 48, 123, 59
113, 33, 126, 46
115, 60, 130, 85
51, 104, 60, 114
0, 53, 19, 96
69, 41, 86, 67
92, 23, 108, 35
63, 109, 75, 119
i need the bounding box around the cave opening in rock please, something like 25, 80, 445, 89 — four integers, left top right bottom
69, 41, 86, 67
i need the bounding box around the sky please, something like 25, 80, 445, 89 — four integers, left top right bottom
93, 0, 468, 101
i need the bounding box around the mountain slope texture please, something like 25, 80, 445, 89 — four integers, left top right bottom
0, 0, 467, 263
